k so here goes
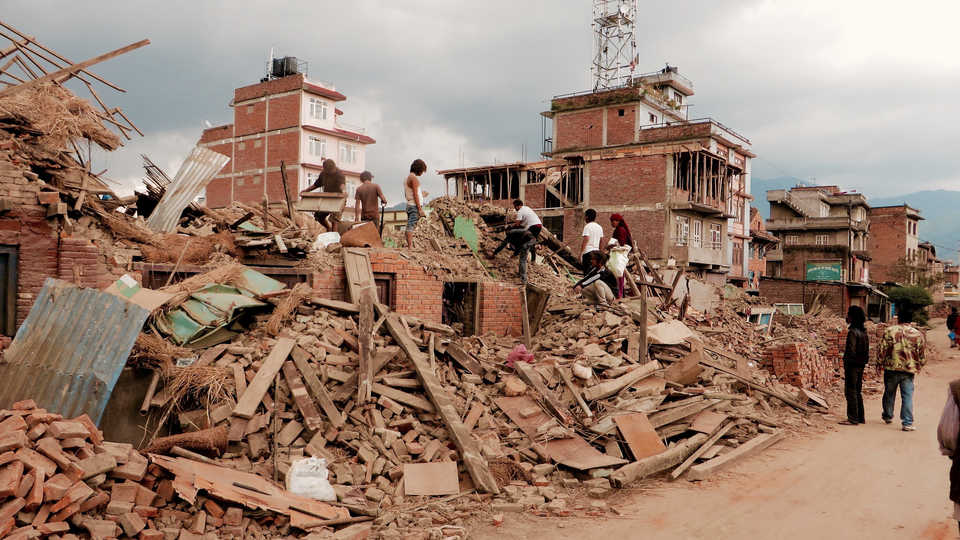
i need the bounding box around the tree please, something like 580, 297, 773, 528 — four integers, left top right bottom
886, 285, 934, 325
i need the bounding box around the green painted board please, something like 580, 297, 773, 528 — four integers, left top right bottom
805, 261, 842, 282
453, 216, 479, 253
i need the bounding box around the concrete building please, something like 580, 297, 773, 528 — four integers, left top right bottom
439, 66, 754, 284
197, 60, 375, 218
765, 186, 871, 283
747, 207, 778, 289
866, 204, 924, 284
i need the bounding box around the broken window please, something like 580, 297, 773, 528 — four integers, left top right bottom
443, 282, 477, 335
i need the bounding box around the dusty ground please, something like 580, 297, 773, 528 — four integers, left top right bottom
474, 319, 960, 540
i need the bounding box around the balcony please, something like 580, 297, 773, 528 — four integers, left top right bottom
766, 216, 869, 232
669, 240, 725, 267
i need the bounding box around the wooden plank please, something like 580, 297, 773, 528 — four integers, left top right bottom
670, 419, 744, 480
383, 312, 499, 494
0, 40, 150, 99
690, 410, 727, 434
342, 248, 378, 305
403, 462, 459, 496
357, 292, 374, 404
281, 361, 323, 432
614, 413, 666, 461
290, 347, 344, 428
514, 362, 573, 425
610, 433, 708, 488
330, 348, 399, 402
686, 431, 786, 481
444, 343, 481, 374
370, 384, 434, 413
555, 365, 592, 418
232, 338, 295, 419
582, 361, 659, 401
698, 351, 810, 412
520, 288, 531, 349
649, 399, 718, 429
309, 298, 360, 313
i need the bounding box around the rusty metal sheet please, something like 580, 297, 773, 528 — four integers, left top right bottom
0, 278, 149, 425
145, 146, 230, 233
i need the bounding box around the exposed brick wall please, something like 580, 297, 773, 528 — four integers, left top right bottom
477, 282, 522, 337
606, 106, 635, 146
758, 277, 848, 315
57, 237, 114, 290
523, 184, 545, 209
867, 210, 908, 283
234, 74, 304, 103
761, 342, 830, 388
265, 170, 299, 205
370, 250, 442, 324
234, 138, 264, 173
588, 155, 667, 207
267, 94, 301, 131
266, 131, 299, 169
312, 266, 346, 302
636, 122, 712, 145
550, 87, 639, 113
235, 101, 267, 137
781, 247, 848, 281
205, 178, 232, 209
555, 110, 603, 151
199, 125, 233, 144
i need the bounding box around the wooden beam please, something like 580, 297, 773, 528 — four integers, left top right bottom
610, 433, 708, 488
444, 343, 481, 374
282, 361, 324, 432
279, 161, 296, 221
670, 419, 745, 479
556, 365, 592, 418
357, 291, 374, 404
382, 312, 499, 494
686, 431, 786, 481
699, 350, 809, 412
582, 360, 659, 401
0, 39, 150, 99
232, 337, 295, 419
515, 361, 573, 425
290, 346, 344, 428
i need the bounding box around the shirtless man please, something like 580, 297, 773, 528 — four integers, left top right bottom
301, 159, 345, 231
404, 159, 427, 248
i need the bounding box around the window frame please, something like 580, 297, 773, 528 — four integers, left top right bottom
309, 98, 328, 121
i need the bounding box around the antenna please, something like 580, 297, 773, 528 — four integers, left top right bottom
592, 0, 638, 91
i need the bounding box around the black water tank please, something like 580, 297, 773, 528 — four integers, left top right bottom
271, 56, 299, 78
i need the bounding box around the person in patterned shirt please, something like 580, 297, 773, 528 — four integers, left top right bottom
876, 310, 926, 431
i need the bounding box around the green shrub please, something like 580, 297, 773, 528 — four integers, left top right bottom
886, 285, 933, 325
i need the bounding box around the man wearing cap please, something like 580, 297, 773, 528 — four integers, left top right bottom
355, 170, 387, 226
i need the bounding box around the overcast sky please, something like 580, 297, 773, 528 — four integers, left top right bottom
5, 1, 959, 204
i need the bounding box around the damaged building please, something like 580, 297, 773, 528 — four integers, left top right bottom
439, 66, 755, 285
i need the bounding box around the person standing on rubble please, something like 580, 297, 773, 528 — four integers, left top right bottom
301, 159, 345, 232
936, 377, 960, 535
355, 171, 387, 226
877, 310, 926, 431
607, 213, 633, 298
573, 251, 616, 306
511, 199, 542, 263
840, 305, 869, 425
489, 226, 536, 283
404, 159, 427, 248
580, 209, 604, 271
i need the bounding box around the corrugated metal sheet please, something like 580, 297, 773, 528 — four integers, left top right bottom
145, 146, 230, 233
0, 278, 149, 425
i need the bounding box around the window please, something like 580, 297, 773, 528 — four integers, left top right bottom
691, 220, 702, 248
339, 142, 359, 165
815, 234, 829, 245
309, 98, 328, 121
710, 224, 723, 249
732, 243, 743, 266
819, 203, 829, 217
675, 216, 689, 246
649, 113, 657, 123
309, 136, 326, 158
246, 105, 254, 114
785, 235, 800, 245
617, 108, 625, 117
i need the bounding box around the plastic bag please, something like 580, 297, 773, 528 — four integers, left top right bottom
313, 232, 341, 251
506, 344, 535, 368
285, 457, 336, 501
951, 331, 956, 342
606, 245, 631, 277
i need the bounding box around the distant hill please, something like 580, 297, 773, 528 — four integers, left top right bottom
751, 178, 960, 263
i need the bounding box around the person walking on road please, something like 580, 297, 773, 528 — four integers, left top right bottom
404, 159, 427, 248
948, 307, 958, 348
936, 377, 960, 534
839, 305, 869, 425
877, 310, 926, 431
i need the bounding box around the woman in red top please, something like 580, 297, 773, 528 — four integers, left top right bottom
608, 214, 633, 298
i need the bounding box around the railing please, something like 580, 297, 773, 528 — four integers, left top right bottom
638, 117, 751, 146
335, 119, 366, 134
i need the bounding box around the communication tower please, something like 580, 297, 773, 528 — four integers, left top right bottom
591, 0, 638, 90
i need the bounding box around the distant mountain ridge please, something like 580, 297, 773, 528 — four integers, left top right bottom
752, 177, 959, 263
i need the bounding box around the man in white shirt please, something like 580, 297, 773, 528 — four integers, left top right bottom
488, 200, 542, 283
512, 199, 542, 263
580, 208, 604, 270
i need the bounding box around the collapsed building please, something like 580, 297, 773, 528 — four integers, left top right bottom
439, 66, 756, 285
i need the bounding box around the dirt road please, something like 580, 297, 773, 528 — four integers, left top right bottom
475, 320, 959, 540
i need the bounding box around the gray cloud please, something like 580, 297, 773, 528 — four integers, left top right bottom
4, 0, 958, 203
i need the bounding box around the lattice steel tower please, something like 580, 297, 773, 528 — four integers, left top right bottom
591, 0, 638, 90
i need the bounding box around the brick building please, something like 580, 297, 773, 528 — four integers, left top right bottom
198, 61, 375, 217
866, 204, 924, 284
747, 207, 778, 289
439, 66, 754, 284
765, 186, 870, 283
